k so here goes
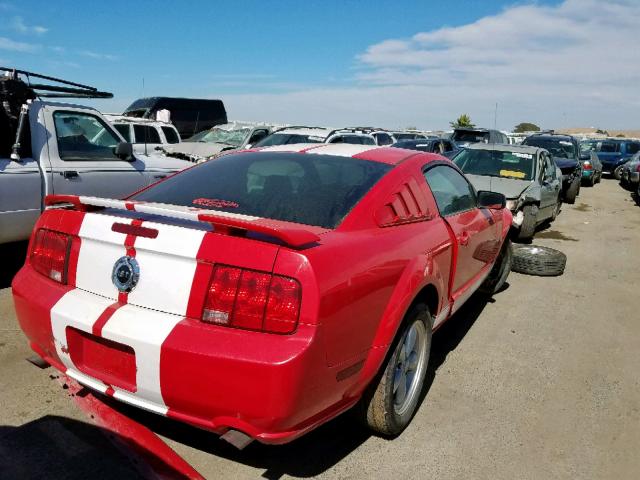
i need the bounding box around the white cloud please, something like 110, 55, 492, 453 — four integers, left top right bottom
11, 16, 48, 35
0, 36, 39, 53
224, 0, 640, 130
80, 50, 118, 61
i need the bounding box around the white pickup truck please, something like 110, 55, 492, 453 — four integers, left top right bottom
0, 68, 191, 244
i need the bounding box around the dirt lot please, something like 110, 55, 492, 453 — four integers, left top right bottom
1, 180, 638, 479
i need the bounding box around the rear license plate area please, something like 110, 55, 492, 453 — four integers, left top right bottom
66, 327, 137, 392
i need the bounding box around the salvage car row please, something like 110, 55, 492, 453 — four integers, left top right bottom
0, 67, 631, 451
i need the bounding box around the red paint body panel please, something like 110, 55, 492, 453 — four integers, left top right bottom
13, 150, 511, 445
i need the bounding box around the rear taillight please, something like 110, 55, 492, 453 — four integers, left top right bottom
202, 265, 301, 334
583, 161, 592, 170
30, 229, 72, 283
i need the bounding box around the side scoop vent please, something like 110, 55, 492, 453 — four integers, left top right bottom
375, 177, 433, 227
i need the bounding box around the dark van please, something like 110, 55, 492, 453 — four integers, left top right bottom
123, 97, 227, 139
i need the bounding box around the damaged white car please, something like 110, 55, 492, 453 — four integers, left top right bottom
161, 122, 278, 162
453, 144, 563, 241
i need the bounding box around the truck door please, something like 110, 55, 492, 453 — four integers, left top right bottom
423, 164, 498, 312
0, 156, 44, 243
44, 107, 147, 198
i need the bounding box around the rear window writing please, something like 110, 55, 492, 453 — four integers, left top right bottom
132, 152, 391, 229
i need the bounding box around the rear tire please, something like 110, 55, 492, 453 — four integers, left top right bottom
564, 180, 579, 204
479, 239, 512, 294
613, 165, 624, 181
512, 245, 566, 277
516, 205, 537, 241
359, 304, 432, 437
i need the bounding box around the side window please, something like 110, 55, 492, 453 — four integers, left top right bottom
133, 125, 161, 144
53, 111, 121, 161
375, 133, 393, 145
543, 154, 556, 180
113, 124, 131, 142
443, 141, 454, 152
626, 143, 640, 155
598, 142, 618, 153
423, 165, 476, 216
161, 126, 180, 144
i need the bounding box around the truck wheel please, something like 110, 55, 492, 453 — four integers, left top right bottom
479, 239, 512, 295
564, 180, 579, 204
359, 304, 432, 436
511, 245, 566, 277
516, 205, 537, 241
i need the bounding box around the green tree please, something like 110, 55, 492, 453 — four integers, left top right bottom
514, 122, 540, 133
450, 114, 475, 129
596, 129, 609, 135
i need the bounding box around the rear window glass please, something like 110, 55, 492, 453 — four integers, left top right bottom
161, 126, 180, 144
452, 130, 490, 143
132, 152, 391, 229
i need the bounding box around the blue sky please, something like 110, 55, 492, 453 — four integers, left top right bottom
2, 1, 638, 130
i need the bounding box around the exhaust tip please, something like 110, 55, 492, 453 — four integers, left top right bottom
220, 429, 254, 450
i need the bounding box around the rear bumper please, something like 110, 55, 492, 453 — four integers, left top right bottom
582, 169, 594, 178
12, 266, 347, 444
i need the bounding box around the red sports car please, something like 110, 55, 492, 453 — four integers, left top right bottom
13, 144, 512, 446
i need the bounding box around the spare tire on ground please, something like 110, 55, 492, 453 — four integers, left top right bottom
511, 245, 566, 277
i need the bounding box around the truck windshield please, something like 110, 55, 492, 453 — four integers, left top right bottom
132, 151, 391, 229
454, 149, 535, 181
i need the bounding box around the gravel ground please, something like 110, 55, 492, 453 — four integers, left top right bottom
0, 179, 638, 479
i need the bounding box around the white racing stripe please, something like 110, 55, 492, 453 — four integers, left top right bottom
76, 214, 133, 299
50, 289, 114, 387
101, 304, 184, 410
128, 222, 205, 316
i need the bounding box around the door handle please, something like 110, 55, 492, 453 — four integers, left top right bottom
154, 174, 167, 179
457, 231, 470, 246
61, 170, 79, 179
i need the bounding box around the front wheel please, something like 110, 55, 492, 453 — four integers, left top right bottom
359, 304, 432, 436
516, 205, 537, 241
564, 180, 579, 204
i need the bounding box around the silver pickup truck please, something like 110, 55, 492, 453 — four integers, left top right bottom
0, 68, 191, 244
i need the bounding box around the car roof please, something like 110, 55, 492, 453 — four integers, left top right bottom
104, 114, 174, 127
526, 133, 574, 141
465, 143, 542, 155
256, 143, 429, 166
271, 126, 335, 137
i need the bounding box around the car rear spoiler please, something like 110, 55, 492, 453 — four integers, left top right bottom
45, 195, 321, 249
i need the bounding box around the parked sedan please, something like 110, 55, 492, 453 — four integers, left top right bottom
620, 152, 640, 191
522, 133, 582, 204
392, 138, 460, 159
453, 144, 562, 240
579, 142, 603, 186
14, 144, 511, 447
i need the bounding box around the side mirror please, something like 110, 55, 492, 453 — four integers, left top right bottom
477, 190, 506, 210
114, 142, 134, 160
